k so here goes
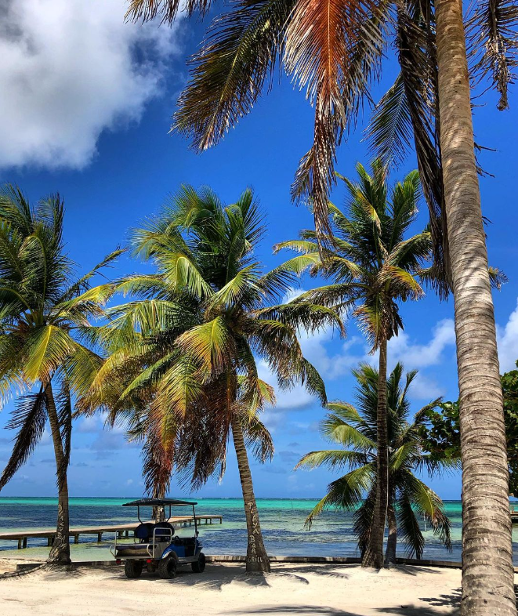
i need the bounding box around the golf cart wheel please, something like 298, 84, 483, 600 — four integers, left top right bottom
191, 552, 206, 573
158, 555, 177, 579
124, 559, 143, 579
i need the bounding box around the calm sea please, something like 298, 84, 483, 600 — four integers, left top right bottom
0, 497, 516, 563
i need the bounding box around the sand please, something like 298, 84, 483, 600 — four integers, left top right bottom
0, 560, 466, 616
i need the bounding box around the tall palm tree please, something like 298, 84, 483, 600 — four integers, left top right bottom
126, 1, 517, 610
276, 162, 431, 567
297, 363, 452, 564
0, 186, 119, 564
85, 186, 342, 572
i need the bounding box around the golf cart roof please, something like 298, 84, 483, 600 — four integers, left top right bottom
122, 498, 198, 507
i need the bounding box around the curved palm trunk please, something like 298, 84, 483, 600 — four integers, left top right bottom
231, 414, 270, 573
362, 338, 389, 568
434, 1, 515, 612
45, 382, 71, 565
385, 491, 397, 566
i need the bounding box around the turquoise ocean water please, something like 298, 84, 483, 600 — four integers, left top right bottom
0, 497, 516, 563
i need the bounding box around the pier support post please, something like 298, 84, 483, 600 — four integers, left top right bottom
97, 532, 103, 543
23, 538, 27, 549
74, 535, 79, 544
17, 538, 22, 550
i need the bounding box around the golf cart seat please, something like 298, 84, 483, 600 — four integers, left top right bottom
154, 522, 174, 541
134, 523, 155, 543
115, 543, 150, 557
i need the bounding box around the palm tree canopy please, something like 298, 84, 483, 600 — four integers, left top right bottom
0, 185, 121, 489
297, 362, 453, 558
126, 0, 517, 288
85, 185, 342, 490
275, 162, 431, 350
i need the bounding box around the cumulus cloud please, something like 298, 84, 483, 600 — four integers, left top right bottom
0, 0, 182, 169
388, 319, 456, 369
497, 299, 518, 372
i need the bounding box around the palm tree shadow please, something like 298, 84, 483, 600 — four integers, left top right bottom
109, 563, 272, 590
418, 588, 461, 608
377, 587, 460, 615
227, 608, 359, 615
40, 565, 86, 581
273, 563, 350, 580
388, 565, 445, 576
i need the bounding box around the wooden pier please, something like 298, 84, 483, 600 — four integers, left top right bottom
0, 514, 223, 550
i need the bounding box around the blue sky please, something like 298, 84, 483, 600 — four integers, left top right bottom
0, 0, 517, 501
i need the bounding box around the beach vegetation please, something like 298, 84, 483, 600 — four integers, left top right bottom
126, 0, 518, 609
296, 363, 453, 563
420, 364, 518, 495
275, 162, 430, 567
0, 186, 120, 564
84, 186, 341, 573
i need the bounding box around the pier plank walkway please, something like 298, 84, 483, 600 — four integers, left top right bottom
0, 514, 223, 549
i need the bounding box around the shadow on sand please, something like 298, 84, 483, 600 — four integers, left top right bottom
109, 562, 351, 591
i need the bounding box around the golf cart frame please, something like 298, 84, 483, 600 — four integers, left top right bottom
111, 498, 206, 579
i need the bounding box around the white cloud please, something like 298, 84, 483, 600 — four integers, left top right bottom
257, 360, 314, 412
497, 299, 518, 372
407, 372, 446, 400
387, 319, 456, 369
0, 0, 182, 169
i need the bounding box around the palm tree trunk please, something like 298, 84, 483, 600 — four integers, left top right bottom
362, 337, 389, 568
434, 0, 515, 612
231, 414, 270, 573
385, 493, 397, 566
45, 382, 71, 565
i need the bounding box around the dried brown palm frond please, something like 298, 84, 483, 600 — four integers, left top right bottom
286, 0, 388, 238
366, 0, 451, 296
467, 0, 518, 110
142, 415, 176, 498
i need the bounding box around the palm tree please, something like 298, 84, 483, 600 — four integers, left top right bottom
0, 186, 119, 564
297, 363, 452, 564
126, 1, 517, 609
275, 162, 431, 568
85, 186, 342, 572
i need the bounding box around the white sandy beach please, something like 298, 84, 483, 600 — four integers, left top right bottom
0, 561, 467, 616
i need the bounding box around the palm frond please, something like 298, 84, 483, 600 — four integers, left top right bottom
0, 390, 47, 490
296, 449, 368, 470
468, 0, 518, 110
174, 0, 293, 150
126, 0, 212, 22
305, 463, 374, 528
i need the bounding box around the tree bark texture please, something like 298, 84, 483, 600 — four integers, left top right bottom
385, 496, 397, 566
362, 338, 389, 568
231, 414, 270, 573
45, 381, 71, 565
434, 0, 515, 612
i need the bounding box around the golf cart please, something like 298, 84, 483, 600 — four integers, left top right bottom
111, 498, 206, 579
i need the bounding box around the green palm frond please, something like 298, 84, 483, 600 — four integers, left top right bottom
23, 326, 77, 383
241, 412, 274, 463
174, 0, 294, 150
296, 449, 368, 471
396, 490, 425, 558
161, 251, 214, 298
176, 316, 236, 373
0, 390, 47, 490
304, 464, 375, 528
366, 73, 412, 168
